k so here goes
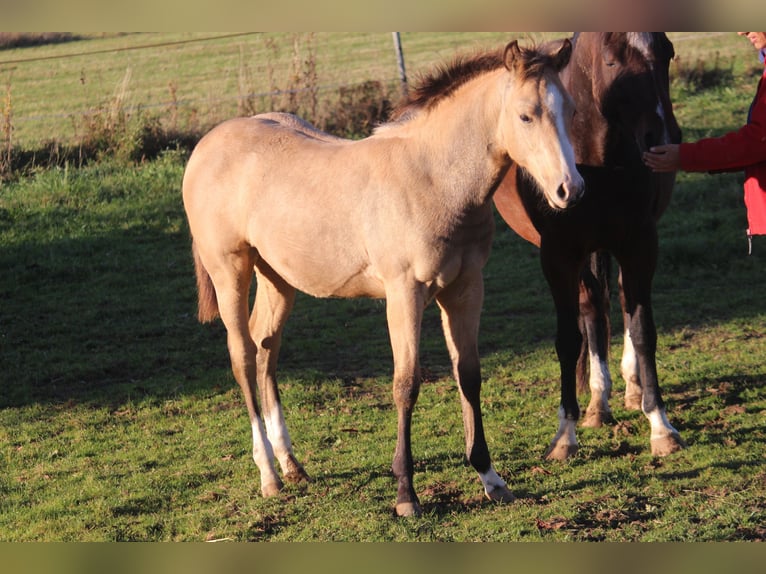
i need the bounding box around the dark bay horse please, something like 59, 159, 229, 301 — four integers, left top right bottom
494, 33, 685, 459
183, 40, 583, 516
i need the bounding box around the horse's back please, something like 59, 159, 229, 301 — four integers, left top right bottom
255, 112, 344, 143
186, 114, 341, 170
183, 114, 347, 215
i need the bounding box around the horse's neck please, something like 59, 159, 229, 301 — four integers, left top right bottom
395, 72, 509, 208
565, 66, 610, 165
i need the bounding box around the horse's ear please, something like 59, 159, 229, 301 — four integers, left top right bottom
553, 38, 572, 71
660, 33, 676, 60
503, 40, 522, 72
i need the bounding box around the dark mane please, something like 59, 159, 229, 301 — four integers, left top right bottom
390, 50, 504, 120
390, 42, 568, 122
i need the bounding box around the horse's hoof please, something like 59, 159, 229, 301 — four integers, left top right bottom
261, 480, 283, 498
651, 433, 686, 457
485, 485, 515, 503
624, 394, 642, 411
284, 469, 312, 484
581, 408, 615, 428
395, 502, 422, 517
283, 458, 312, 484
544, 443, 578, 461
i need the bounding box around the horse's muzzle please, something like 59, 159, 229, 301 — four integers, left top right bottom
551, 174, 585, 210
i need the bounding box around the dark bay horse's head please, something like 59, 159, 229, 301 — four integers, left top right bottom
563, 32, 682, 167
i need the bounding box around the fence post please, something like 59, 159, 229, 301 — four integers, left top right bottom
392, 32, 408, 98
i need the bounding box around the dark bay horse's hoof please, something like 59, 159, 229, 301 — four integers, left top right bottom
544, 442, 578, 461
581, 407, 616, 428
623, 382, 643, 410
395, 501, 422, 517
485, 484, 515, 503
624, 393, 643, 411
651, 433, 686, 456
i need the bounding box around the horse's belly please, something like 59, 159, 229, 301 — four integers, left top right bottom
282, 263, 385, 299
255, 232, 385, 299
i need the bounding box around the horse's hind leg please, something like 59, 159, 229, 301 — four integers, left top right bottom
250, 262, 310, 484
437, 273, 513, 504
579, 253, 615, 428
204, 247, 283, 497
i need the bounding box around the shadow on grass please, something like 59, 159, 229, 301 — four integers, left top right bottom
1, 201, 764, 413
0, 221, 402, 410
0, 208, 540, 410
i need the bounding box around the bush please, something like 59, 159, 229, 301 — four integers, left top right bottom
0, 33, 81, 50
324, 80, 393, 138
672, 52, 734, 92
1, 33, 395, 179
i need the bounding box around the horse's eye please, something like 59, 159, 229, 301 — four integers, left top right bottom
520, 114, 532, 124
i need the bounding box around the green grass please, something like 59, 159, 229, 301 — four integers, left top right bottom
0, 33, 764, 541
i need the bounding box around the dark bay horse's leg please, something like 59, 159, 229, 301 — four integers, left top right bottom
541, 241, 585, 460
250, 262, 310, 485
385, 282, 426, 517
579, 252, 616, 427
436, 272, 514, 504
618, 270, 645, 410
616, 225, 685, 456
204, 248, 284, 496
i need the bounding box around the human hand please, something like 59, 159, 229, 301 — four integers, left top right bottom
643, 144, 681, 172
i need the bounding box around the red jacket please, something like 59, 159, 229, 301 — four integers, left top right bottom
679, 57, 766, 236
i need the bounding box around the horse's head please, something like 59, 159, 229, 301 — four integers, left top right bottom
566, 32, 682, 165
499, 40, 584, 210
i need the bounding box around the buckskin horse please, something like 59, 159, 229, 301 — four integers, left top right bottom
183, 40, 583, 516
494, 32, 685, 459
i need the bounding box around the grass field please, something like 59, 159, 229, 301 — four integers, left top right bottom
0, 33, 764, 541
0, 33, 539, 152
0, 32, 748, 153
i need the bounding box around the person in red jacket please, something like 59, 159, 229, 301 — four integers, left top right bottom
644, 32, 766, 252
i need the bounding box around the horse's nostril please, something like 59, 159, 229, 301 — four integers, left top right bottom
558, 179, 584, 206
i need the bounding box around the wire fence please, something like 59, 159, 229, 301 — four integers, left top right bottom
1, 33, 422, 150
0, 32, 737, 155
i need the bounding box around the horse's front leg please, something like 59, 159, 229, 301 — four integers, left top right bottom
385, 282, 426, 517
541, 243, 585, 460
436, 272, 514, 504
250, 264, 310, 485
579, 252, 615, 427
617, 229, 685, 456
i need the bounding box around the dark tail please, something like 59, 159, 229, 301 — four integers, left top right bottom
192, 240, 219, 323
